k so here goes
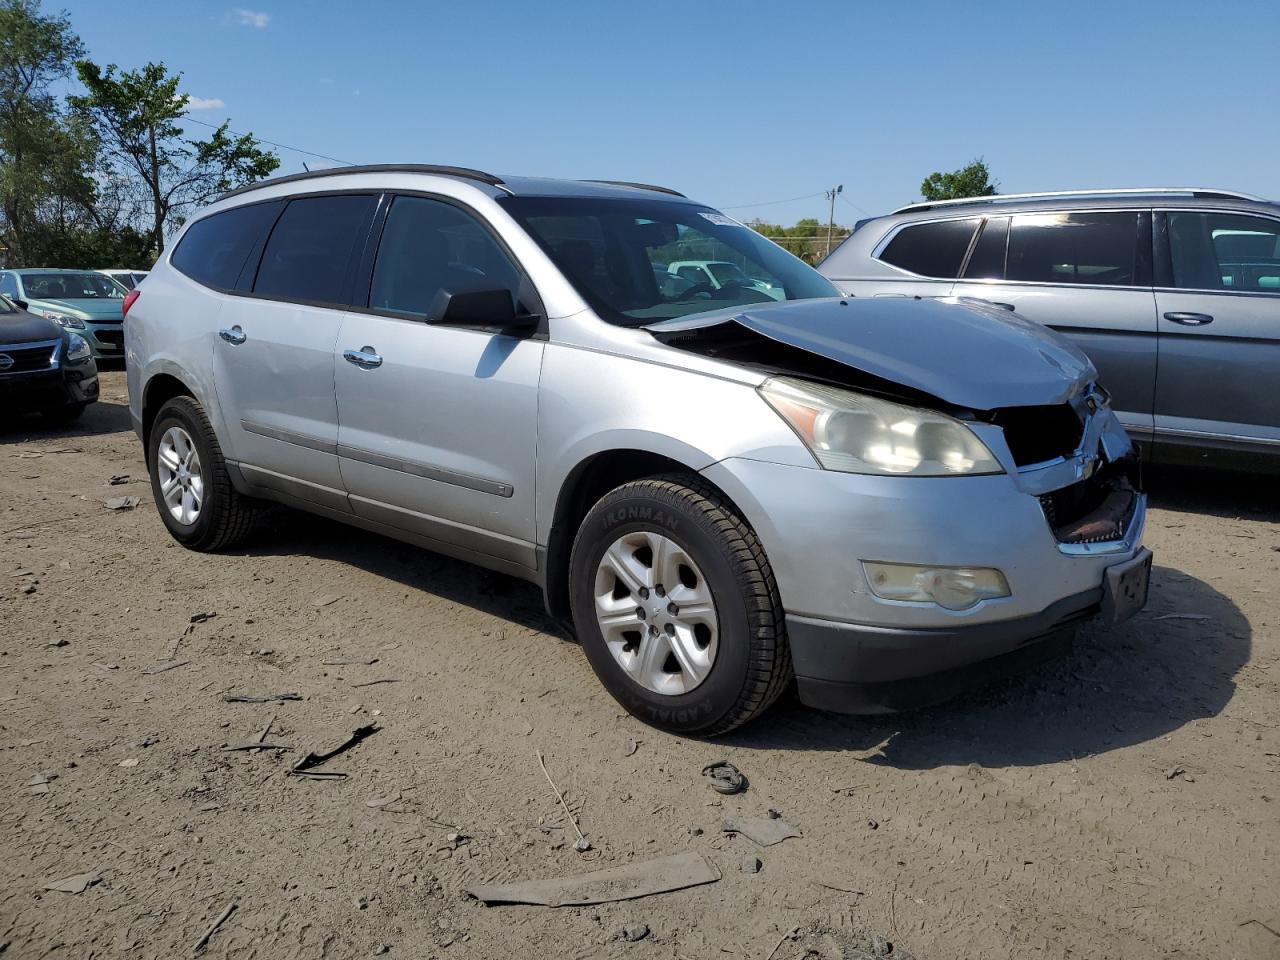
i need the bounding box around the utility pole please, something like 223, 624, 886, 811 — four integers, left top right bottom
825, 184, 843, 258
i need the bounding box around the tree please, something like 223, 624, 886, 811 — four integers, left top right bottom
919, 158, 998, 202
750, 218, 851, 265
70, 60, 279, 253
0, 0, 95, 265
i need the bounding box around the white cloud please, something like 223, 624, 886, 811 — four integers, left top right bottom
185, 96, 226, 110
234, 8, 269, 28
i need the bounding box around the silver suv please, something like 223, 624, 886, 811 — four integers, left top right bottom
820, 188, 1280, 471
126, 165, 1151, 734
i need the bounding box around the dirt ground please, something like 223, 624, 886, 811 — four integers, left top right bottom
1, 369, 1278, 960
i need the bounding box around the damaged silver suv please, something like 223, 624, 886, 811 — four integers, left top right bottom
126, 165, 1151, 734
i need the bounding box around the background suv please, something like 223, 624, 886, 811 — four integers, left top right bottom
819, 188, 1280, 471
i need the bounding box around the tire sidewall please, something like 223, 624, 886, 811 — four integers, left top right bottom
570, 485, 753, 735
148, 400, 217, 546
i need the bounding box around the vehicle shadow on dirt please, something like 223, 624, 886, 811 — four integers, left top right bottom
1144, 463, 1280, 523
726, 563, 1250, 767
236, 510, 561, 636
0, 394, 133, 441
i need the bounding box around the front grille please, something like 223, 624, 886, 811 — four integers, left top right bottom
988, 402, 1085, 467
95, 329, 124, 349
0, 341, 57, 374
1038, 460, 1139, 544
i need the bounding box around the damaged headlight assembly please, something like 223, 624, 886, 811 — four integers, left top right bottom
759, 376, 1003, 477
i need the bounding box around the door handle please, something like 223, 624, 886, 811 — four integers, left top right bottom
343, 346, 383, 368
218, 325, 246, 345
1164, 312, 1214, 326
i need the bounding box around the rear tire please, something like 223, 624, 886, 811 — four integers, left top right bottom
148, 396, 259, 551
569, 474, 791, 736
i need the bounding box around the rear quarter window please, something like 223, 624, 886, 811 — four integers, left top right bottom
170, 201, 283, 290
878, 218, 980, 278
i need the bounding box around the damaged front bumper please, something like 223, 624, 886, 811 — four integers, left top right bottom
700, 454, 1150, 715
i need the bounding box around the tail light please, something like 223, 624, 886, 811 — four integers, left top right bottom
122, 289, 139, 319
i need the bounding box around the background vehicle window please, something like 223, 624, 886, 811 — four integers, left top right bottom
0, 273, 17, 298
1006, 212, 1137, 286
254, 194, 374, 305
962, 217, 1009, 279
878, 218, 980, 278
171, 201, 282, 290
369, 195, 525, 319
21, 271, 124, 299
1168, 211, 1280, 292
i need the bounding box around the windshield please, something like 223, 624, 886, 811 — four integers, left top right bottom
22, 272, 125, 300
501, 196, 838, 326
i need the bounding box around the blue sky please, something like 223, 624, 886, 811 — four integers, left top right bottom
57, 0, 1280, 226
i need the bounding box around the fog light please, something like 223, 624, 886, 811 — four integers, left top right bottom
863, 562, 1010, 611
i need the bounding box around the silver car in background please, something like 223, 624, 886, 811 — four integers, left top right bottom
819, 188, 1280, 471
126, 166, 1150, 735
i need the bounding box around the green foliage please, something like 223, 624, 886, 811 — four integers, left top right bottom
919, 158, 998, 202
750, 218, 851, 264
70, 59, 279, 253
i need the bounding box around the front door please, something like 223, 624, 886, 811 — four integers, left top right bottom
212, 193, 377, 511
334, 194, 543, 571
951, 211, 1159, 442
1153, 209, 1280, 452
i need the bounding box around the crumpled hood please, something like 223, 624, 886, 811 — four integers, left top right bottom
28, 297, 123, 321
0, 307, 62, 346
647, 296, 1097, 410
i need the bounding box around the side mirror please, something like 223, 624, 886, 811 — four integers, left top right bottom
428, 286, 539, 332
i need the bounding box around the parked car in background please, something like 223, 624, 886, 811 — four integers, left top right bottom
0, 268, 128, 360
0, 294, 99, 423
126, 165, 1149, 735
97, 268, 149, 290
819, 188, 1280, 471
666, 260, 786, 300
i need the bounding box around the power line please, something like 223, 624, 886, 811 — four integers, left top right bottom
840, 194, 874, 217
719, 191, 826, 211
182, 116, 356, 168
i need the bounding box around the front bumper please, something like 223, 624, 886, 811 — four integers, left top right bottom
83, 321, 125, 359
0, 362, 99, 413
700, 457, 1149, 713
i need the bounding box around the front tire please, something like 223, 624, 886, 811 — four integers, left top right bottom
569, 475, 791, 736
147, 396, 258, 551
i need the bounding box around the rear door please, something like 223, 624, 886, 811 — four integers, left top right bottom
951, 210, 1158, 440
1153, 208, 1280, 452
212, 192, 377, 511
333, 193, 544, 571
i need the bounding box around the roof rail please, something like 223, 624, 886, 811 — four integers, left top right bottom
892, 187, 1267, 215
219, 163, 505, 201
583, 179, 686, 198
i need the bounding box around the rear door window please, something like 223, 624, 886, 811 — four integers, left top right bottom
877, 218, 981, 278
253, 194, 376, 306
170, 200, 283, 290
1167, 211, 1280, 292
1006, 211, 1138, 286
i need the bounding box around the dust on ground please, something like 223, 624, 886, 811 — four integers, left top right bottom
2, 371, 1278, 959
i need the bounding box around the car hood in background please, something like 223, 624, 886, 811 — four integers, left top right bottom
647, 296, 1096, 410
27, 297, 124, 321
0, 308, 62, 346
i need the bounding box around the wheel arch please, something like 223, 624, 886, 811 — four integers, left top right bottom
541, 447, 747, 632
141, 371, 198, 462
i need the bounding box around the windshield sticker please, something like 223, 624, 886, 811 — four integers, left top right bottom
700, 212, 741, 227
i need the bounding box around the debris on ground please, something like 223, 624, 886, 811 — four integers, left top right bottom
763, 925, 800, 960
193, 902, 237, 953
350, 678, 400, 688
722, 815, 802, 847
811, 879, 865, 896
43, 871, 102, 894
623, 738, 638, 757
617, 923, 650, 942
537, 750, 591, 853
465, 851, 720, 906
21, 584, 36, 595
107, 475, 129, 485
1165, 766, 1187, 780
189, 612, 216, 624
142, 659, 189, 675
46, 638, 68, 648
741, 855, 763, 874
221, 742, 291, 752
312, 594, 343, 608
104, 496, 139, 511
287, 724, 379, 779
222, 693, 302, 703
118, 758, 139, 768
321, 656, 379, 666
702, 761, 746, 795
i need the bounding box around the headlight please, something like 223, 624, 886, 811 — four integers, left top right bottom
759, 376, 1003, 476
65, 333, 92, 362
37, 310, 85, 330
863, 562, 1010, 610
